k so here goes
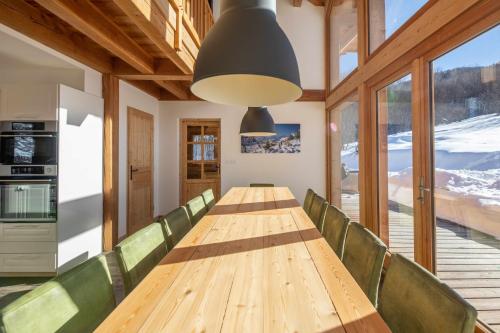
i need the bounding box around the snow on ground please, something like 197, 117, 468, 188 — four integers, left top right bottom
242, 138, 300, 154
342, 113, 500, 207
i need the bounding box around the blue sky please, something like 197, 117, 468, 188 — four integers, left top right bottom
339, 2, 499, 77
274, 124, 300, 137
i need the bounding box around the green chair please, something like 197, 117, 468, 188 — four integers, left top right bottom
321, 205, 350, 259
115, 222, 167, 294
379, 254, 477, 333
342, 222, 386, 306
0, 255, 115, 333
186, 196, 208, 225
161, 206, 192, 249
249, 183, 275, 187
308, 194, 328, 229
303, 188, 315, 215
202, 188, 216, 209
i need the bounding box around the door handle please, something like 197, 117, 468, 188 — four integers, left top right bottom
130, 165, 139, 180
417, 176, 430, 203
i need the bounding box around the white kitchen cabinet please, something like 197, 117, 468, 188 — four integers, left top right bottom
0, 223, 56, 242
0, 84, 58, 121
0, 253, 56, 273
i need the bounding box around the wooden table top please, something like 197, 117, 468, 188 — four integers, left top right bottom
96, 187, 390, 333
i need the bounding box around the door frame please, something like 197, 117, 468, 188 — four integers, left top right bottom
179, 118, 221, 205
367, 64, 433, 269
127, 106, 154, 236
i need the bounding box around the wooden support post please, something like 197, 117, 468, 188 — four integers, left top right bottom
103, 74, 120, 251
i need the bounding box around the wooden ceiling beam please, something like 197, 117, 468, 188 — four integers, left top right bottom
0, 0, 113, 73
154, 80, 189, 100
110, 0, 193, 74
113, 58, 192, 81
159, 89, 325, 102
309, 0, 326, 5
124, 80, 163, 99
34, 0, 154, 74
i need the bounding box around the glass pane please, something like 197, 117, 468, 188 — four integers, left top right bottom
203, 163, 219, 179
0, 182, 56, 221
330, 95, 360, 223
187, 126, 202, 142
204, 144, 217, 161
187, 163, 201, 179
329, 0, 358, 90
187, 143, 202, 161
369, 0, 428, 53
377, 74, 414, 260
431, 26, 500, 331
204, 126, 218, 142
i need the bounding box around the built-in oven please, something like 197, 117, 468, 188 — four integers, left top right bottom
0, 121, 58, 223
0, 121, 57, 177
0, 177, 57, 222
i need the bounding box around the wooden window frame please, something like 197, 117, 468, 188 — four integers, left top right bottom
325, 1, 500, 331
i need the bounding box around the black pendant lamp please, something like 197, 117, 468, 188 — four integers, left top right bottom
240, 107, 276, 137
191, 0, 302, 107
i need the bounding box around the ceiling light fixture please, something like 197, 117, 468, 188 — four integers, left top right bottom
191, 0, 302, 106
240, 107, 276, 137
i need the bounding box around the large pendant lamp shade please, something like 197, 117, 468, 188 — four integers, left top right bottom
191, 0, 302, 106
240, 107, 276, 137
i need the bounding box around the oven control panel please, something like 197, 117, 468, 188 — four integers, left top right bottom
0, 165, 57, 177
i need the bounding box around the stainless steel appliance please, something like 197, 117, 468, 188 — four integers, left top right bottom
0, 121, 58, 222
0, 177, 57, 222
0, 121, 57, 177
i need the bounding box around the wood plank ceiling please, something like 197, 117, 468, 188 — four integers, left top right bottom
0, 0, 324, 101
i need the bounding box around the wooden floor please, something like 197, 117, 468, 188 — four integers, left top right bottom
342, 193, 500, 332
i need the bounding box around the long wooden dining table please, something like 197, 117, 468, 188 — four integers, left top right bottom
96, 187, 390, 333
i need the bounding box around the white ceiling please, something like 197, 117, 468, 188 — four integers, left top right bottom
0, 30, 76, 69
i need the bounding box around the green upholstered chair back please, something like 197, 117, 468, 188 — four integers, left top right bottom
186, 196, 208, 225
379, 254, 477, 333
308, 194, 328, 229
202, 188, 216, 209
321, 205, 350, 259
162, 206, 192, 249
342, 222, 386, 306
303, 188, 315, 214
249, 183, 275, 187
115, 222, 167, 294
0, 255, 115, 333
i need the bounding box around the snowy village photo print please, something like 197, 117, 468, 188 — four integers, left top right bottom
241, 124, 301, 154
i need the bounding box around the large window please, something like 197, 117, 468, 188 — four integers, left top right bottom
376, 74, 414, 260
431, 26, 500, 331
369, 0, 428, 53
329, 0, 358, 90
330, 95, 360, 222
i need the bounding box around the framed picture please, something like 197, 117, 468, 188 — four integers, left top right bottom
241, 124, 301, 153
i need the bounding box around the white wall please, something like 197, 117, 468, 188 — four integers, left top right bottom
118, 81, 160, 237
57, 85, 103, 272
277, 0, 324, 89
158, 101, 325, 213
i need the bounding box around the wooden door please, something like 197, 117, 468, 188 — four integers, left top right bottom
127, 107, 154, 235
180, 119, 221, 205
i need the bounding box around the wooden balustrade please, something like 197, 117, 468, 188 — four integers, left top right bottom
183, 0, 214, 41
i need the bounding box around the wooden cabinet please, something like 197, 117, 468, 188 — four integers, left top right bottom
0, 223, 57, 274
0, 253, 56, 273
0, 84, 58, 121
0, 223, 56, 242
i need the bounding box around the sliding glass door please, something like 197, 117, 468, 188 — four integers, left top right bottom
376, 74, 416, 260
430, 26, 500, 330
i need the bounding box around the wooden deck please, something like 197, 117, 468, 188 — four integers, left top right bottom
341, 193, 500, 332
